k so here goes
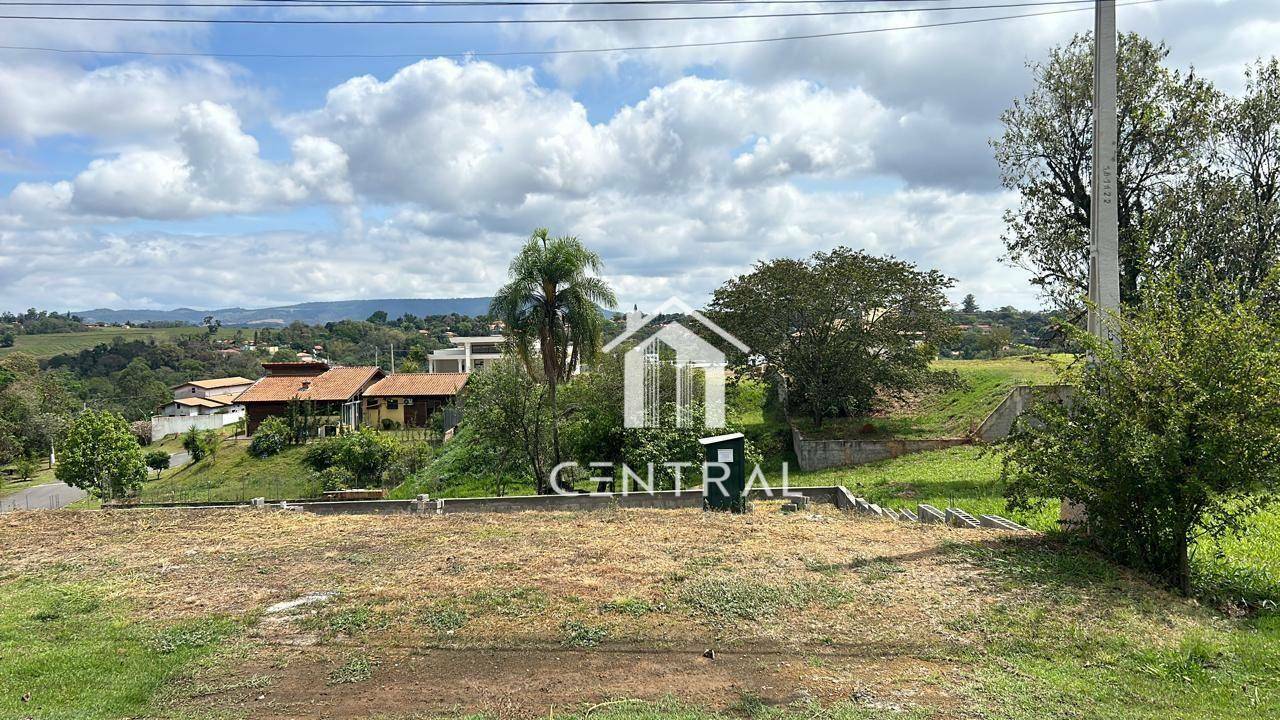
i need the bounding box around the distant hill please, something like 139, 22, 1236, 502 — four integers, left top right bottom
77, 298, 495, 326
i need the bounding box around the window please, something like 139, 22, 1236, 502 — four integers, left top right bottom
387, 399, 399, 410
365, 398, 380, 409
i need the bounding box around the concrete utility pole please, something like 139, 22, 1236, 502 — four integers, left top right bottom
1088, 0, 1122, 348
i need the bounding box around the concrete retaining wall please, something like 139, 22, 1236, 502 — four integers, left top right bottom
791, 429, 970, 472
975, 384, 1074, 442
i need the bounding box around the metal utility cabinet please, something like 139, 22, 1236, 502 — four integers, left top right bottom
699, 432, 747, 513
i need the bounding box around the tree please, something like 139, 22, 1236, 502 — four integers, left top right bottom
961, 293, 979, 314
461, 358, 554, 493
55, 410, 146, 499
490, 229, 617, 466
14, 455, 37, 482
145, 449, 171, 479
1000, 273, 1280, 594
182, 427, 207, 462
709, 247, 957, 427
366, 310, 389, 325
993, 33, 1219, 310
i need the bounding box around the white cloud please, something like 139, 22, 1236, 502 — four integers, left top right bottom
0, 59, 256, 146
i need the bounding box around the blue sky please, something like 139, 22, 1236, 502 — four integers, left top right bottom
0, 0, 1275, 312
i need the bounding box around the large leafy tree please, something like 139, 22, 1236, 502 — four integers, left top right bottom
56, 409, 147, 499
708, 247, 956, 427
1001, 273, 1280, 594
993, 33, 1230, 310
490, 229, 617, 465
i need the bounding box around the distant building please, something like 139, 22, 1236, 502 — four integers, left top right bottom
154, 376, 254, 437
428, 335, 504, 373
171, 376, 255, 400
235, 362, 383, 434
362, 373, 469, 428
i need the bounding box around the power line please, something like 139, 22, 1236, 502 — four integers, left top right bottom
0, 0, 1028, 5
0, 0, 1096, 23
0, 0, 1163, 58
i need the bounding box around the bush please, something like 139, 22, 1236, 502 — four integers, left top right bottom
1001, 275, 1280, 593
129, 420, 152, 446
301, 426, 396, 487
248, 417, 289, 458
315, 466, 356, 492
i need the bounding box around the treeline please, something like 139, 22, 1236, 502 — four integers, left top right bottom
0, 310, 87, 345
939, 299, 1064, 359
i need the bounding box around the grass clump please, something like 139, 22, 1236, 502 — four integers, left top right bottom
301, 605, 391, 637
560, 619, 609, 647
679, 577, 848, 624
600, 597, 661, 616
420, 606, 467, 634
327, 655, 378, 685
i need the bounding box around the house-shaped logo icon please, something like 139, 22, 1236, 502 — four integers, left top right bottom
602, 297, 749, 429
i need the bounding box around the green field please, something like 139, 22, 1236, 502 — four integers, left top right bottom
791, 355, 1068, 439
0, 326, 200, 359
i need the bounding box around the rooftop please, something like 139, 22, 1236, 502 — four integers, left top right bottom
236, 366, 382, 403
364, 373, 470, 398
172, 376, 255, 390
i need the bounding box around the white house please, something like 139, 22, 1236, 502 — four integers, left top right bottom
171, 376, 255, 399
428, 335, 505, 373
153, 376, 253, 438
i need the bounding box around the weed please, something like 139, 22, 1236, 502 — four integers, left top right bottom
30, 587, 100, 621
679, 577, 849, 624
327, 655, 378, 685
561, 619, 609, 647
301, 605, 390, 636
465, 587, 549, 618
148, 621, 232, 654
420, 606, 467, 634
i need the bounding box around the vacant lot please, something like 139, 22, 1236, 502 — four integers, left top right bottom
1, 505, 1277, 719
0, 326, 199, 359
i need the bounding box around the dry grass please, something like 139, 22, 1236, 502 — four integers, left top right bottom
0, 504, 1255, 719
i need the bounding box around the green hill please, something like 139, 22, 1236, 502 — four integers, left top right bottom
0, 326, 199, 360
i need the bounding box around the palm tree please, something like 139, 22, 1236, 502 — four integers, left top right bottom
490, 229, 617, 474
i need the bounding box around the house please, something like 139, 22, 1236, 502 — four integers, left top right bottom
171, 376, 255, 399
428, 335, 504, 373
153, 376, 254, 437
362, 373, 469, 429
235, 362, 384, 434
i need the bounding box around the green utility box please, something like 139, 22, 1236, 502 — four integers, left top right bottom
699, 432, 747, 513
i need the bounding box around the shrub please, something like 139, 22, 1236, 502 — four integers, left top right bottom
1001, 275, 1280, 593
302, 427, 396, 487
316, 466, 356, 491
248, 417, 289, 458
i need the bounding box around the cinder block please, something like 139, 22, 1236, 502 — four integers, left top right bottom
945, 508, 981, 529
917, 504, 945, 524
881, 507, 900, 521
979, 514, 1032, 532
898, 508, 918, 522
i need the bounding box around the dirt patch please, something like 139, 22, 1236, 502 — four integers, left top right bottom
183, 642, 959, 719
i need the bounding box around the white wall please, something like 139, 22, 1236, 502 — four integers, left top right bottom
152, 409, 244, 439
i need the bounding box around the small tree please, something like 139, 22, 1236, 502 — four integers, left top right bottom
55, 410, 146, 499
14, 455, 38, 482
145, 450, 170, 479
1001, 275, 1280, 593
462, 359, 554, 493
182, 427, 207, 462
961, 293, 979, 313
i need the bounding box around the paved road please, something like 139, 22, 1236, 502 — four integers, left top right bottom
0, 482, 87, 511
169, 450, 191, 469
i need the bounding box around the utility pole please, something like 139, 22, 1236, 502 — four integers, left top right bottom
389, 342, 395, 374
1088, 0, 1121, 349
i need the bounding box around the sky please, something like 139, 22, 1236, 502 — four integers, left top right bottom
0, 0, 1275, 313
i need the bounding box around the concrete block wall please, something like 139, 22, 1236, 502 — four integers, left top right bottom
791, 429, 971, 472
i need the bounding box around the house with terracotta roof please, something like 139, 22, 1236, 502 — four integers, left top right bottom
171, 376, 256, 400
362, 372, 469, 429
236, 362, 384, 434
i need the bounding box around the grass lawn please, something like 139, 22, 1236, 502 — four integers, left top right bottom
0, 463, 57, 498
0, 579, 235, 719
139, 441, 320, 503
0, 326, 199, 360
1, 507, 1278, 719
791, 355, 1070, 439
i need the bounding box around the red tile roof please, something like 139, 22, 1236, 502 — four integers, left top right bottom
236, 366, 383, 403
363, 373, 469, 398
